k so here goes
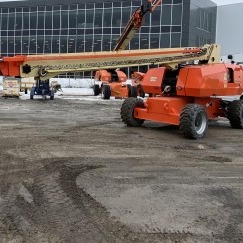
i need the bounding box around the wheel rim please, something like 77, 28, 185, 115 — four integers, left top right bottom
101, 87, 104, 98
195, 111, 207, 134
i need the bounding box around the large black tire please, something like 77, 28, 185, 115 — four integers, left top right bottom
121, 97, 145, 126
179, 104, 208, 139
93, 84, 100, 96
102, 85, 111, 100
227, 100, 243, 128
127, 85, 137, 98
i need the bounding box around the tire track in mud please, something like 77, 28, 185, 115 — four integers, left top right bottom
172, 144, 233, 163
0, 162, 149, 242
15, 164, 116, 243
0, 159, 203, 243
207, 187, 243, 243
0, 183, 49, 243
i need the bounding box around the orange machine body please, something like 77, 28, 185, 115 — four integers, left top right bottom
108, 82, 130, 98
0, 55, 26, 77
134, 97, 223, 125
134, 63, 243, 125
94, 69, 131, 98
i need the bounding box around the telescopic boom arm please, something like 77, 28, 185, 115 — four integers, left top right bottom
113, 0, 162, 51
0, 44, 220, 80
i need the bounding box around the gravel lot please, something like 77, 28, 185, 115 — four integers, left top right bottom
0, 91, 242, 243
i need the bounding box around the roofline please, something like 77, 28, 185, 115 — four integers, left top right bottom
0, 0, 124, 8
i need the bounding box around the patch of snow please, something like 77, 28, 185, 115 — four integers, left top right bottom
60, 88, 94, 96
51, 78, 95, 88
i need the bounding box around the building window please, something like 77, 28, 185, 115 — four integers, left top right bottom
197, 8, 212, 32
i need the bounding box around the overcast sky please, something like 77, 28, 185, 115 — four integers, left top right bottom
212, 0, 243, 5
0, 0, 242, 3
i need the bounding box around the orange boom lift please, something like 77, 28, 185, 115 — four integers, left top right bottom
121, 45, 243, 139
93, 0, 162, 99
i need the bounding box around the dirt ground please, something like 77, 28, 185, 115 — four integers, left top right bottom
0, 91, 242, 243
